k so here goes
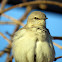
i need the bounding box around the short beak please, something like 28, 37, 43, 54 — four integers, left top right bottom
40, 18, 48, 20
44, 18, 48, 21
46, 17, 48, 19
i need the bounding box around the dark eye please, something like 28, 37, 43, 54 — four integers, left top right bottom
45, 15, 46, 18
34, 17, 39, 19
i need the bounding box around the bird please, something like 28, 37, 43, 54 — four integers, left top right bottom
12, 11, 55, 62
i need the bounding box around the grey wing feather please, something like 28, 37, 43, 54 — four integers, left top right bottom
12, 28, 26, 42
47, 28, 55, 59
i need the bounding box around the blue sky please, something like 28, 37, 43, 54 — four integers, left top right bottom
0, 4, 62, 62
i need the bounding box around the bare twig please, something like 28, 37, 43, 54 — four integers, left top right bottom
0, 51, 4, 56
2, 14, 25, 26
0, 21, 22, 25
0, 45, 11, 57
6, 53, 10, 62
19, 5, 32, 21
0, 1, 62, 14
54, 56, 62, 61
38, 0, 47, 9
53, 42, 62, 49
0, 0, 7, 11
6, 55, 13, 62
12, 25, 20, 36
0, 32, 12, 45
53, 37, 62, 40
12, 6, 32, 35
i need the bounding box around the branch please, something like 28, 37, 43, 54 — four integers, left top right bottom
0, 0, 7, 11
6, 55, 13, 62
0, 51, 4, 56
6, 53, 10, 62
12, 6, 32, 35
19, 5, 32, 22
0, 45, 11, 57
0, 1, 62, 14
0, 32, 12, 45
2, 14, 25, 26
53, 42, 62, 49
0, 21, 22, 25
39, 0, 47, 9
53, 37, 62, 40
54, 56, 62, 61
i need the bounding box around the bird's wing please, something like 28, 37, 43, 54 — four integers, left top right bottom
12, 28, 37, 62
12, 28, 27, 62
12, 28, 26, 42
47, 28, 55, 60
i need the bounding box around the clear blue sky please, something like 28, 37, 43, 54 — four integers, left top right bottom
0, 4, 62, 62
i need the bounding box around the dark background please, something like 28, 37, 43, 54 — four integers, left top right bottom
0, 0, 62, 13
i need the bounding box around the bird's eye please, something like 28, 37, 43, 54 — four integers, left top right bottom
45, 15, 46, 18
34, 17, 39, 19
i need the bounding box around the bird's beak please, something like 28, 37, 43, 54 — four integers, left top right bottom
44, 17, 48, 19
40, 18, 48, 20
46, 18, 48, 19
44, 18, 48, 21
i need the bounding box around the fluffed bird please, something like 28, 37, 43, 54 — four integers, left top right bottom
12, 11, 55, 62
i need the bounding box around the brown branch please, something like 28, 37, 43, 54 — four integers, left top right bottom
39, 4, 47, 9
0, 32, 12, 45
53, 42, 62, 49
54, 56, 62, 61
38, 0, 47, 9
0, 21, 22, 25
0, 45, 11, 57
0, 0, 7, 11
19, 5, 32, 21
53, 37, 62, 40
0, 51, 4, 56
6, 55, 13, 62
12, 25, 20, 36
0, 1, 62, 14
6, 53, 10, 62
12, 6, 32, 35
2, 14, 25, 26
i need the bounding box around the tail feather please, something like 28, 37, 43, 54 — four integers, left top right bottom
34, 54, 36, 62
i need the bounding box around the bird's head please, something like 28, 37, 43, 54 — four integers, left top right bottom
27, 11, 48, 28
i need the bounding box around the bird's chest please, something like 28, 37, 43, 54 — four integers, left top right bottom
30, 28, 48, 41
